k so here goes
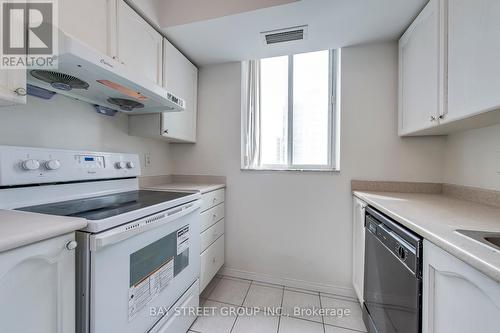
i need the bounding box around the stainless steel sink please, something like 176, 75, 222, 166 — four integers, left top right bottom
456, 230, 500, 251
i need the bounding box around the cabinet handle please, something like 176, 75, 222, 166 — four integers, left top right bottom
438, 114, 445, 120
164, 129, 169, 134
65, 240, 78, 251
212, 257, 217, 263
14, 87, 27, 96
430, 115, 437, 122
213, 214, 218, 220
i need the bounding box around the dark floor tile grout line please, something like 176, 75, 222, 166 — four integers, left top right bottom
318, 293, 326, 333
199, 276, 366, 333
202, 276, 223, 300
220, 274, 357, 301
276, 285, 285, 333
229, 280, 253, 333
320, 292, 358, 302
190, 277, 224, 332
324, 322, 367, 333
282, 313, 324, 325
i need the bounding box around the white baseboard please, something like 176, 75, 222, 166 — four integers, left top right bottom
220, 267, 356, 299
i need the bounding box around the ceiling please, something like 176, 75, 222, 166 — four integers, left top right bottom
156, 0, 299, 28
133, 0, 428, 66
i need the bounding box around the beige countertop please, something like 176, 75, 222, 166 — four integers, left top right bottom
145, 182, 225, 194
354, 191, 500, 283
0, 210, 87, 253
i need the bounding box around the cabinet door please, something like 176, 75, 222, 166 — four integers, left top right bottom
352, 196, 366, 305
162, 38, 198, 142
59, 0, 115, 55
200, 235, 224, 291
0, 69, 26, 107
445, 0, 500, 123
422, 240, 500, 333
116, 0, 163, 85
0, 233, 76, 333
398, 0, 442, 135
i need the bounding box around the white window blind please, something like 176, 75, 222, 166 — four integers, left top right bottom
241, 49, 340, 171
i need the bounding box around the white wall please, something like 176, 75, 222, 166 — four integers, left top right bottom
170, 42, 446, 293
444, 124, 500, 191
0, 95, 172, 176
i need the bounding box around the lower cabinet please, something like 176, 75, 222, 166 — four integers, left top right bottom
200, 235, 225, 291
352, 196, 367, 305
200, 219, 225, 253
0, 233, 77, 333
198, 188, 225, 292
422, 240, 500, 333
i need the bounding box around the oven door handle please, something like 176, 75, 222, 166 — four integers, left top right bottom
90, 200, 201, 251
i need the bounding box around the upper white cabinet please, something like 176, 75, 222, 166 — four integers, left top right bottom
399, 0, 500, 135
162, 38, 198, 142
0, 233, 76, 333
445, 0, 500, 123
398, 0, 443, 135
0, 69, 26, 107
59, 0, 115, 56
116, 0, 163, 85
129, 40, 198, 143
422, 240, 500, 333
59, 0, 163, 86
352, 196, 366, 305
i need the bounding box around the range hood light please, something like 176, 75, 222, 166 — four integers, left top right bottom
94, 105, 117, 116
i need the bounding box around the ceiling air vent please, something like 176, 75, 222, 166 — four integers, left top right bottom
261, 25, 308, 45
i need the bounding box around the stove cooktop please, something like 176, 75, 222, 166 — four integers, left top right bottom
17, 190, 193, 221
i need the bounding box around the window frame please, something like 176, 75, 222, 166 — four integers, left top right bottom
242, 49, 340, 172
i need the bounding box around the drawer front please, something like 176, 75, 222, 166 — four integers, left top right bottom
201, 188, 225, 212
200, 219, 225, 253
150, 279, 199, 333
200, 235, 225, 291
200, 203, 224, 232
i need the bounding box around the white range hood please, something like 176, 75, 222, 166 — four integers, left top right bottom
27, 31, 185, 114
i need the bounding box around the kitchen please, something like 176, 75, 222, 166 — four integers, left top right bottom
0, 0, 499, 333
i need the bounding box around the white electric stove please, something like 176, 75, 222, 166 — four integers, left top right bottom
0, 145, 201, 333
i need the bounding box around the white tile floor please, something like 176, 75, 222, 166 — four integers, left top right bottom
190, 275, 367, 333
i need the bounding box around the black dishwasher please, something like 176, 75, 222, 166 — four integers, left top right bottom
362, 206, 423, 333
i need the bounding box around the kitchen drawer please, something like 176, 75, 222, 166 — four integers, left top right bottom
200, 219, 225, 253
149, 279, 199, 333
200, 203, 224, 232
201, 188, 225, 212
200, 235, 224, 291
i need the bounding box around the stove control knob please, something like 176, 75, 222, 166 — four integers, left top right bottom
115, 161, 126, 169
45, 159, 61, 170
126, 162, 135, 169
21, 159, 40, 171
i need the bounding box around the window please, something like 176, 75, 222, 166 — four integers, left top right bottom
241, 49, 340, 171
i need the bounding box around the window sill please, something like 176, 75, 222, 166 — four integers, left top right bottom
241, 167, 340, 173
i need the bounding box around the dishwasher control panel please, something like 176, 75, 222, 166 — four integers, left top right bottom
365, 208, 422, 276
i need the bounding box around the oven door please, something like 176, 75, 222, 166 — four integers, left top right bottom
87, 201, 200, 333
363, 219, 421, 333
